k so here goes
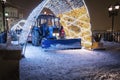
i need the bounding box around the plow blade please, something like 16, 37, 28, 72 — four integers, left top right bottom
41, 38, 81, 50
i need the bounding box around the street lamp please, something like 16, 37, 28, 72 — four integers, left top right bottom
1, 0, 7, 43
108, 2, 120, 33
108, 2, 120, 41
5, 12, 9, 31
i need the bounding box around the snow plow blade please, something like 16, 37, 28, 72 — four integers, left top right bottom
41, 38, 81, 50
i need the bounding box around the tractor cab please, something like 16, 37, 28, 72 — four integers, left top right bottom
31, 14, 65, 46
36, 14, 61, 39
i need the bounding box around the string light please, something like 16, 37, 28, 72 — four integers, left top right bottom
58, 6, 92, 49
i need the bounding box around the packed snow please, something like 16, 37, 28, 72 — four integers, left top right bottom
20, 42, 120, 80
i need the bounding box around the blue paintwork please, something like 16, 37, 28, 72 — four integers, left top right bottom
0, 32, 7, 43
41, 38, 81, 49
31, 26, 41, 46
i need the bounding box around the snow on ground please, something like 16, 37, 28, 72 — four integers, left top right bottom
20, 42, 120, 80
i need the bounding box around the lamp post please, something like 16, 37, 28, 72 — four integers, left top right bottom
108, 3, 120, 33
108, 2, 120, 41
1, 0, 6, 32
1, 0, 7, 43
5, 12, 8, 31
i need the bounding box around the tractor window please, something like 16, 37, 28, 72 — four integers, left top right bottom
47, 18, 55, 27
47, 18, 52, 27
37, 19, 40, 27
54, 18, 60, 28
41, 18, 47, 24
52, 18, 55, 27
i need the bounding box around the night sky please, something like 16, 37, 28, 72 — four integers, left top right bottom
85, 0, 120, 31
6, 0, 43, 18
5, 0, 120, 30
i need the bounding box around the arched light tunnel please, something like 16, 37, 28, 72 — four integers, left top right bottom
19, 0, 92, 49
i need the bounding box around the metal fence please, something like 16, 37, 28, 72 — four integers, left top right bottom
93, 31, 120, 43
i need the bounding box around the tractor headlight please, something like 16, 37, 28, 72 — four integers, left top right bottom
53, 33, 59, 36
56, 33, 59, 36
53, 33, 55, 36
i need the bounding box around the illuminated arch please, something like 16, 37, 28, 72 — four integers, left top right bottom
10, 20, 26, 31
19, 0, 92, 49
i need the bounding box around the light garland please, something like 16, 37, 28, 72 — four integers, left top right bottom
58, 6, 92, 49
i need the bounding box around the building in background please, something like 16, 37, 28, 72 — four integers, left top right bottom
0, 2, 24, 32
0, 12, 3, 32
5, 4, 24, 31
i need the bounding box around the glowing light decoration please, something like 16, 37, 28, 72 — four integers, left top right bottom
18, 0, 92, 49
10, 20, 26, 31
58, 6, 92, 49
19, 0, 50, 44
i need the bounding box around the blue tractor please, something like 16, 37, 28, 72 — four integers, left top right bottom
31, 14, 81, 49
